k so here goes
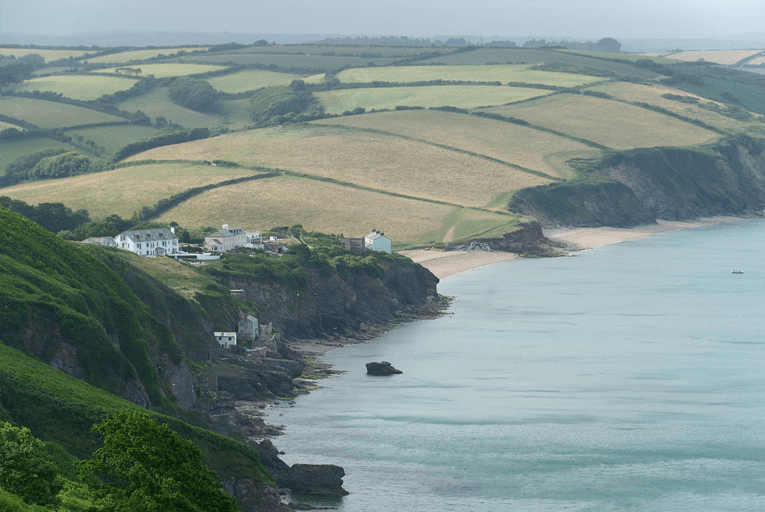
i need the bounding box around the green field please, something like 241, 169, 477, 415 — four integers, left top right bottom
0, 138, 75, 175
226, 44, 454, 59
486, 94, 721, 149
187, 53, 401, 71
0, 120, 22, 130
85, 47, 209, 64
93, 63, 226, 78
0, 96, 124, 128
117, 88, 228, 128
0, 47, 88, 61
316, 85, 553, 114
336, 64, 607, 87
14, 74, 137, 100
1, 162, 259, 219
124, 124, 553, 208
153, 173, 514, 246
64, 124, 159, 155
318, 109, 594, 179
206, 69, 302, 93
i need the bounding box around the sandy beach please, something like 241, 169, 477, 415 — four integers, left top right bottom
401, 217, 741, 280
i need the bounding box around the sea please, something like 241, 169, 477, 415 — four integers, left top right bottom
265, 219, 765, 511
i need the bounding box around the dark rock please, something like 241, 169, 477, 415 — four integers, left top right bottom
279, 464, 349, 496
366, 361, 403, 375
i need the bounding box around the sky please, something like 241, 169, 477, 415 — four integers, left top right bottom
1, 0, 764, 41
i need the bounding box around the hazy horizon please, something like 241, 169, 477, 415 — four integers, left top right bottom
2, 0, 765, 43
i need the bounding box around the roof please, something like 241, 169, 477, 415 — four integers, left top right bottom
205, 227, 244, 240
119, 228, 177, 243
214, 332, 237, 337
365, 231, 390, 241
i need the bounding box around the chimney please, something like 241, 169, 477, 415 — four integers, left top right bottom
170, 227, 175, 234
222, 224, 229, 230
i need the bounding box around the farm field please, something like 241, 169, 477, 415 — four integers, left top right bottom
486, 94, 721, 149
117, 88, 232, 128
0, 96, 124, 128
92, 63, 226, 78
123, 124, 553, 208
226, 44, 452, 59
419, 48, 661, 79
561, 50, 678, 63
0, 47, 88, 61
14, 74, 137, 100
336, 64, 607, 86
745, 56, 765, 65
0, 162, 259, 219
186, 53, 400, 71
0, 120, 22, 130
316, 85, 553, 114
0, 139, 75, 174
317, 109, 594, 179
64, 125, 159, 155
206, 69, 301, 93
585, 81, 762, 134
153, 173, 515, 246
85, 47, 209, 64
664, 50, 763, 65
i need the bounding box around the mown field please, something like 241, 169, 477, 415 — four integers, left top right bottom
63, 124, 159, 155
317, 109, 594, 179
0, 47, 88, 61
316, 85, 553, 114
206, 69, 303, 93
2, 163, 259, 219
153, 173, 515, 246
14, 74, 137, 100
335, 64, 608, 87
124, 124, 553, 208
0, 139, 75, 173
186, 52, 401, 71
85, 47, 209, 64
92, 63, 226, 78
486, 93, 721, 149
0, 96, 124, 127
663, 49, 763, 65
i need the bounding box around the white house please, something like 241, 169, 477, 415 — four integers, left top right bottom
214, 332, 237, 348
114, 228, 179, 257
204, 224, 247, 253
245, 232, 265, 250
365, 229, 392, 253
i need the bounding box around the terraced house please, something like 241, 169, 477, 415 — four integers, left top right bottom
114, 227, 180, 257
204, 224, 247, 252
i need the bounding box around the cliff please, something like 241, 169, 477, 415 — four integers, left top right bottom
508, 135, 765, 227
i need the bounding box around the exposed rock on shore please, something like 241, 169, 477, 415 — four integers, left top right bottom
366, 361, 403, 375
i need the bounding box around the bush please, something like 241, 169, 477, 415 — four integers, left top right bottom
168, 77, 222, 114
0, 422, 63, 506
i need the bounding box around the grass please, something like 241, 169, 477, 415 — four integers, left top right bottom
419, 48, 661, 79
14, 74, 137, 101
664, 50, 763, 65
585, 81, 763, 135
187, 53, 401, 71
485, 93, 721, 150
205, 69, 302, 93
315, 85, 553, 114
560, 50, 679, 63
155, 173, 466, 245
225, 44, 453, 58
92, 63, 227, 78
0, 139, 76, 174
0, 162, 259, 219
85, 47, 210, 64
0, 120, 22, 130
318, 109, 594, 179
0, 96, 124, 128
124, 124, 554, 208
64, 124, 159, 155
335, 64, 608, 87
0, 47, 88, 61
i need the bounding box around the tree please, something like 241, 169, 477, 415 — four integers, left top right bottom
596, 37, 622, 53
0, 422, 62, 506
80, 411, 237, 512
168, 77, 221, 114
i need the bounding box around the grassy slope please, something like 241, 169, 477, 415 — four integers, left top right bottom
85, 47, 210, 64
0, 96, 123, 128
63, 124, 159, 155
14, 75, 138, 101
92, 63, 226, 78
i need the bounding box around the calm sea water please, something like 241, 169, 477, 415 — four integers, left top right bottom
266, 220, 765, 511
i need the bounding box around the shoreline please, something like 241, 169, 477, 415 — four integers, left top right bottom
401, 216, 742, 280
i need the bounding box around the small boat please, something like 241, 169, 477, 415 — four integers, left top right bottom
731, 270, 744, 274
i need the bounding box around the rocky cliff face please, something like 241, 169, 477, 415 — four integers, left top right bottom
508, 135, 765, 227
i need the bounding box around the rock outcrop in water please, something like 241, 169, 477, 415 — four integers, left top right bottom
366, 361, 403, 375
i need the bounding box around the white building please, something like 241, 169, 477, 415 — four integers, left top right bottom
114, 228, 179, 257
245, 232, 265, 250
204, 224, 247, 253
214, 332, 237, 348
83, 236, 117, 248
365, 229, 392, 253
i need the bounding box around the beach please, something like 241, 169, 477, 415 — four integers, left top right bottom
402, 217, 741, 279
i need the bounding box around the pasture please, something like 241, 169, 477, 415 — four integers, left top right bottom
315, 85, 553, 114
64, 125, 159, 155
665, 50, 763, 65
0, 162, 259, 219
14, 74, 137, 101
486, 94, 721, 150
0, 120, 22, 130
225, 44, 453, 59
0, 96, 124, 128
153, 173, 511, 246
335, 64, 608, 87
123, 124, 553, 208
85, 47, 209, 64
0, 138, 75, 174
318, 109, 594, 179
92, 63, 226, 78
117, 88, 247, 129
0, 47, 88, 62
187, 53, 400, 72
205, 69, 303, 93
586, 81, 760, 134
419, 48, 661, 79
